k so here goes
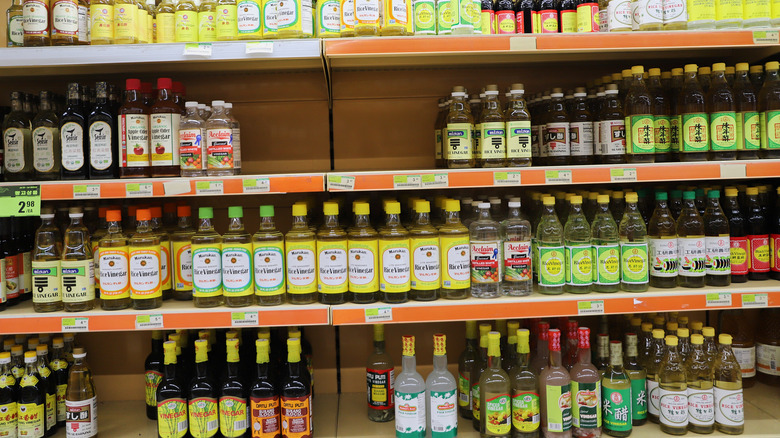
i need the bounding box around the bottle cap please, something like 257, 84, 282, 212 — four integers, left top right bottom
323, 202, 338, 216
433, 334, 446, 356
570, 195, 582, 204
35, 345, 47, 354
684, 64, 698, 73
354, 202, 370, 216
702, 327, 715, 337
632, 65, 645, 75
708, 190, 720, 199
666, 321, 678, 332
578, 327, 590, 349
24, 351, 36, 363
0, 352, 9, 364
699, 66, 711, 75
198, 207, 213, 219
719, 334, 732, 345
150, 206, 162, 218
766, 61, 779, 71
258, 205, 274, 218
652, 329, 665, 339
655, 191, 668, 201
661, 71, 672, 79
136, 209, 151, 221
626, 192, 638, 203
735, 63, 749, 72
385, 201, 401, 215
746, 187, 758, 195
444, 199, 460, 212
750, 65, 763, 73
641, 322, 652, 332
647, 67, 660, 76
507, 201, 521, 208
622, 69, 632, 77
185, 101, 198, 108
177, 205, 191, 217
415, 200, 431, 214
548, 328, 561, 352
542, 196, 555, 206
125, 78, 141, 90
157, 78, 173, 90
665, 335, 678, 346
228, 206, 243, 218
690, 320, 703, 331
691, 334, 704, 345
106, 209, 122, 222
683, 190, 696, 200
224, 103, 233, 109
211, 100, 225, 107
292, 203, 307, 217
517, 329, 530, 354
402, 335, 415, 357
712, 63, 726, 72
677, 328, 690, 338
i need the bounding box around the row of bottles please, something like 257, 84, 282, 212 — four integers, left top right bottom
437, 61, 780, 168
1, 77, 241, 182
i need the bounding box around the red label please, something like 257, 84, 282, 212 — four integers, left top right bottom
772, 235, 780, 272
495, 10, 516, 33
281, 395, 310, 438
748, 235, 770, 273
731, 236, 749, 275
250, 396, 280, 438
539, 9, 558, 32
5, 255, 19, 300
366, 368, 394, 410
516, 11, 525, 33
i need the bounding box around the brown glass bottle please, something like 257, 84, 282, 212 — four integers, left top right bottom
150, 78, 181, 177
733, 63, 761, 160
599, 84, 626, 164
708, 63, 738, 161
624, 66, 655, 163
119, 78, 151, 178
569, 87, 594, 165
703, 190, 731, 286
545, 88, 570, 166
677, 191, 706, 288
718, 309, 757, 388
679, 64, 710, 161
759, 61, 780, 159
649, 68, 672, 162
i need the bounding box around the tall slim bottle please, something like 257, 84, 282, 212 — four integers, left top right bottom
504, 84, 533, 167
6, 0, 24, 46
645, 329, 665, 424
60, 83, 88, 180
409, 200, 440, 301
348, 202, 379, 304
171, 206, 195, 301
733, 63, 761, 159
179, 101, 206, 177
658, 336, 688, 435
222, 206, 253, 307
600, 85, 627, 164
129, 209, 163, 310
648, 192, 678, 288
459, 321, 479, 420
156, 341, 188, 438
686, 334, 714, 434
380, 201, 411, 304
192, 207, 223, 308
285, 203, 317, 305
469, 203, 501, 298
570, 327, 601, 438
590, 195, 620, 292
99, 209, 131, 310
396, 335, 426, 437
500, 200, 532, 296
679, 64, 710, 161
367, 325, 394, 422
563, 196, 592, 294
479, 332, 511, 438
250, 338, 279, 437
540, 329, 572, 438
759, 61, 780, 158
624, 65, 655, 163
220, 338, 249, 438
545, 89, 571, 166
509, 329, 540, 438
703, 190, 731, 286
649, 68, 672, 162
602, 341, 631, 437
427, 334, 458, 436
18, 351, 45, 438
88, 82, 118, 179
187, 339, 219, 438
440, 199, 471, 300
444, 89, 475, 169
708, 63, 738, 161
619, 193, 649, 292
3, 91, 32, 181
145, 330, 164, 420
253, 205, 286, 306
537, 196, 565, 295
62, 210, 95, 312
317, 202, 349, 305
472, 324, 492, 431
624, 333, 647, 426
36, 345, 56, 436
32, 91, 61, 181
713, 334, 744, 434
150, 78, 181, 177
675, 190, 706, 288
745, 187, 769, 280
32, 212, 63, 312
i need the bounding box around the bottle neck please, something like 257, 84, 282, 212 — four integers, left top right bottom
198, 218, 215, 232
433, 354, 448, 371
385, 212, 401, 227
507, 207, 521, 219
228, 217, 244, 232
354, 214, 371, 228
373, 339, 385, 354
177, 215, 192, 230
444, 210, 461, 225
402, 355, 416, 372
578, 346, 591, 364
416, 211, 430, 226
323, 214, 340, 229
195, 360, 208, 377
259, 216, 276, 230
549, 349, 562, 367
136, 219, 152, 234
292, 214, 309, 230
124, 89, 142, 105
107, 220, 123, 234
157, 88, 172, 102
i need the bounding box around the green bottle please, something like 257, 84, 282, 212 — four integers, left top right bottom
624, 333, 648, 426
564, 195, 592, 294
591, 194, 620, 293
536, 196, 565, 295
619, 192, 649, 292
602, 341, 632, 437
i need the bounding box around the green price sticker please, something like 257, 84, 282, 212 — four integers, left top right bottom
0, 185, 40, 217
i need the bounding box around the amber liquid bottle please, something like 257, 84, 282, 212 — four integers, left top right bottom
624, 65, 655, 163
119, 78, 151, 178
545, 89, 571, 166
708, 63, 738, 161
679, 64, 710, 161
150, 78, 181, 177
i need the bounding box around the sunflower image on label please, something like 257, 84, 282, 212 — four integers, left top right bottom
705, 236, 731, 275
250, 396, 280, 437
130, 245, 162, 299
395, 390, 425, 437
444, 123, 472, 160
649, 237, 678, 277
538, 246, 565, 286
678, 237, 706, 277
348, 240, 378, 293
713, 387, 744, 427
626, 115, 655, 154
31, 260, 61, 304
571, 381, 601, 428
682, 113, 709, 153
659, 389, 688, 428
99, 246, 130, 299
219, 397, 248, 437
503, 240, 531, 283
411, 237, 440, 290
484, 393, 511, 435
512, 391, 540, 432
317, 241, 348, 293
192, 244, 223, 297
379, 240, 411, 293
545, 384, 572, 432
158, 398, 188, 438
472, 384, 481, 421
620, 242, 648, 284
441, 236, 470, 290
145, 370, 163, 409
188, 397, 219, 438
429, 389, 457, 437
253, 243, 285, 296
285, 240, 317, 294
710, 112, 737, 151
470, 241, 500, 284
686, 388, 714, 427
602, 386, 630, 431
222, 243, 252, 296
61, 259, 95, 303
730, 237, 749, 275
593, 244, 620, 285
565, 245, 593, 286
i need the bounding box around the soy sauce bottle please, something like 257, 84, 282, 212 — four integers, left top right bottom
746, 187, 770, 280
60, 83, 88, 180
280, 337, 312, 438
723, 188, 748, 283
87, 82, 118, 179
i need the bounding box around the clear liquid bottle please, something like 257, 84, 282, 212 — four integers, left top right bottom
708, 63, 738, 160
61, 210, 95, 312
64, 347, 96, 437
445, 89, 475, 169
479, 332, 511, 438
472, 323, 492, 431
500, 201, 532, 297
380, 201, 411, 304
619, 192, 649, 292
591, 195, 620, 293
504, 84, 533, 167
602, 341, 631, 437
733, 63, 761, 159
130, 209, 162, 310
32, 212, 63, 312
32, 91, 61, 181
677, 191, 706, 287
509, 328, 540, 438
171, 206, 195, 301
22, 0, 50, 46
459, 321, 479, 420
679, 64, 710, 161
179, 101, 205, 177
205, 101, 235, 176
192, 207, 224, 308
253, 205, 286, 306
536, 196, 565, 294
427, 334, 458, 435
150, 207, 172, 301
395, 336, 426, 437
174, 0, 198, 41
624, 65, 656, 163
469, 203, 501, 298
99, 209, 131, 310
759, 61, 780, 158
479, 85, 507, 168
599, 85, 627, 164
223, 103, 241, 175
625, 333, 648, 426
658, 335, 688, 435
285, 203, 317, 305
348, 202, 379, 304
539, 329, 572, 438
409, 200, 440, 301
198, 0, 218, 40
6, 0, 24, 46
570, 327, 601, 438
2, 91, 32, 181
317, 202, 349, 305
703, 190, 731, 286
713, 334, 744, 434
367, 325, 394, 422
648, 191, 678, 288
564, 196, 592, 294
222, 206, 254, 307
686, 334, 714, 434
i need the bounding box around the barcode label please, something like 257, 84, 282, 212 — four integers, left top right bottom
549, 422, 562, 431
365, 307, 393, 323
207, 420, 218, 430
234, 420, 247, 430
178, 420, 188, 432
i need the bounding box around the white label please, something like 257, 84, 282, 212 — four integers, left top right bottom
421, 173, 448, 188
381, 246, 410, 286
647, 379, 660, 417
649, 237, 678, 277
61, 317, 89, 332
349, 246, 376, 286
286, 248, 316, 286
393, 175, 421, 189
135, 314, 164, 329
545, 122, 570, 157
130, 250, 160, 292
756, 343, 780, 376
192, 249, 222, 290
720, 163, 746, 178
328, 175, 355, 190
89, 121, 112, 171
126, 183, 153, 197
61, 122, 84, 171
493, 171, 522, 186
320, 0, 341, 30
577, 300, 605, 315
705, 236, 731, 275
65, 396, 97, 437
195, 181, 224, 195
355, 0, 379, 20
686, 388, 714, 426
364, 306, 393, 322
610, 167, 637, 182
411, 242, 440, 286
73, 184, 100, 199
733, 347, 756, 378
600, 119, 627, 155
4, 128, 26, 173
429, 390, 457, 434
99, 250, 129, 294
53, 0, 79, 32
242, 177, 270, 193
9, 15, 23, 44
182, 42, 213, 56
394, 391, 425, 435
741, 293, 768, 308
607, 0, 631, 30
444, 243, 470, 284
662, 0, 686, 23
678, 237, 706, 277
713, 387, 744, 427
77, 4, 87, 41
544, 170, 572, 184
231, 311, 259, 327
122, 114, 149, 168
237, 0, 261, 31
23, 0, 48, 32
245, 41, 274, 53
659, 389, 688, 427
276, 0, 297, 26
630, 0, 640, 29
390, 0, 406, 21
570, 121, 593, 156
32, 126, 56, 172
150, 113, 180, 166
341, 0, 355, 26
253, 246, 285, 289
318, 246, 348, 287
222, 246, 252, 293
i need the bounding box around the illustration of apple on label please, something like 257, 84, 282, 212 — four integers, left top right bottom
134, 144, 145, 155
156, 143, 165, 155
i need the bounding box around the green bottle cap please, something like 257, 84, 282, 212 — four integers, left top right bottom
671, 190, 683, 199
708, 190, 720, 199
259, 205, 274, 217
655, 191, 668, 201
199, 207, 214, 219
228, 206, 243, 218
683, 191, 696, 200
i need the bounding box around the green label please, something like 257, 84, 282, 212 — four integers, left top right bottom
189, 397, 218, 438
437, 0, 453, 32
682, 113, 709, 152
538, 246, 565, 286
565, 245, 593, 286
571, 381, 601, 429
413, 0, 436, 32
480, 122, 507, 159
710, 111, 737, 151
620, 242, 648, 284
511, 391, 540, 432
458, 373, 470, 408
603, 386, 632, 432
0, 184, 40, 217
594, 244, 620, 285
626, 115, 655, 154
670, 116, 681, 153
396, 390, 426, 436
654, 115, 671, 153
471, 384, 480, 421
760, 110, 780, 150
485, 394, 511, 435
738, 111, 761, 151
444, 123, 473, 160
544, 384, 572, 432
158, 398, 188, 438
219, 396, 248, 437
631, 377, 647, 421
506, 121, 532, 158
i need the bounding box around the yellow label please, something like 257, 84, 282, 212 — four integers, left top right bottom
0, 402, 17, 436
744, 0, 770, 19
480, 121, 507, 160
129, 245, 162, 299
382, 0, 409, 30
192, 243, 223, 297
172, 241, 193, 291
61, 259, 95, 303
138, 6, 149, 43
175, 10, 199, 41
317, 240, 348, 294
114, 2, 137, 40
348, 239, 379, 293
688, 0, 716, 20
17, 403, 44, 438
156, 11, 176, 42
411, 237, 441, 290
148, 12, 154, 42
560, 10, 576, 32
90, 4, 114, 40
31, 260, 61, 304
198, 10, 217, 41
216, 4, 238, 39
445, 123, 473, 160
285, 240, 317, 294
99, 246, 130, 299
161, 241, 172, 291
253, 241, 286, 296
715, 0, 742, 19
441, 235, 470, 289
55, 383, 66, 422
379, 238, 411, 293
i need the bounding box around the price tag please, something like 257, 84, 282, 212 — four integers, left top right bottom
421, 173, 448, 188
328, 175, 355, 191
753, 30, 779, 44
183, 43, 212, 56
577, 300, 604, 315
73, 184, 100, 199
245, 41, 274, 54
706, 292, 732, 307
61, 317, 89, 332
393, 175, 421, 189
545, 170, 573, 184
494, 171, 522, 186
135, 314, 164, 329
163, 180, 192, 196
126, 182, 153, 197
231, 311, 259, 327
242, 177, 270, 193
365, 307, 393, 323
610, 168, 637, 182
720, 163, 746, 179
741, 293, 768, 308
0, 185, 40, 217
195, 180, 224, 195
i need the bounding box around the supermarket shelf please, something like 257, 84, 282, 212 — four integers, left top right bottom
330, 281, 780, 325
0, 173, 326, 201
0, 39, 324, 77
0, 300, 330, 334
326, 160, 780, 192
324, 30, 780, 68
337, 383, 780, 437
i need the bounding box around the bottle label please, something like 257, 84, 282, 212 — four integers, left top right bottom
505, 120, 532, 158
710, 111, 737, 151
738, 112, 761, 151
99, 246, 130, 299
482, 393, 510, 435
172, 241, 193, 291
458, 373, 470, 409
280, 395, 310, 438
494, 9, 514, 33
286, 240, 317, 294
188, 397, 218, 438
216, 5, 238, 38
4, 128, 26, 173
626, 114, 655, 154
395, 390, 425, 436
318, 0, 341, 35
158, 398, 188, 438
413, 0, 436, 33
199, 10, 218, 40
748, 235, 770, 272
61, 259, 95, 303
713, 387, 744, 426
90, 4, 114, 39
538, 246, 565, 286
145, 370, 163, 409
620, 242, 648, 284
688, 0, 716, 19
545, 122, 570, 156
9, 15, 24, 44
571, 381, 601, 429
437, 0, 453, 33
317, 240, 349, 293
631, 377, 647, 420
594, 244, 620, 285
662, 0, 686, 21
32, 126, 56, 172
23, 0, 49, 33
60, 122, 84, 171
379, 239, 411, 292
480, 122, 506, 160
600, 119, 627, 155
276, 0, 300, 29
441, 236, 470, 290
4, 256, 18, 301
470, 241, 500, 284
130, 245, 162, 299
0, 402, 17, 436
120, 114, 150, 168
87, 120, 112, 171
192, 244, 223, 297
161, 241, 172, 291
537, 9, 558, 31
253, 242, 285, 296
607, 0, 631, 29
730, 236, 749, 275
340, 0, 355, 30
565, 245, 593, 286
237, 0, 262, 33
569, 121, 594, 156
503, 240, 531, 283
444, 123, 473, 161
649, 237, 678, 277
732, 346, 756, 378
435, 129, 443, 161
478, 10, 493, 34
356, 0, 380, 22
32, 260, 61, 304
687, 388, 714, 426
179, 128, 203, 170
114, 3, 137, 40
56, 382, 67, 422
366, 368, 394, 410
348, 240, 378, 293
681, 113, 709, 153
773, 234, 780, 273
511, 390, 540, 432
678, 237, 706, 277
17, 402, 44, 437
602, 385, 630, 431
66, 395, 97, 437
659, 389, 688, 427
745, 0, 771, 19
221, 243, 253, 296
544, 384, 572, 432
150, 114, 180, 167
428, 389, 457, 437
250, 396, 280, 438
411, 237, 440, 290
647, 379, 660, 417
705, 236, 730, 275
654, 115, 671, 153
206, 128, 234, 170
756, 343, 780, 376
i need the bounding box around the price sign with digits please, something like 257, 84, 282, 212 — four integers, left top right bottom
0, 185, 41, 217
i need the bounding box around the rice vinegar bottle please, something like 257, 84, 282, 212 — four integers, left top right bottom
657, 335, 688, 435
285, 203, 317, 305
317, 202, 349, 305
703, 190, 731, 286
676, 191, 706, 288
479, 85, 507, 168
220, 207, 253, 307
171, 206, 195, 301
619, 192, 649, 292
439, 199, 470, 300
32, 212, 63, 312
35, 345, 57, 436
216, 0, 238, 39
444, 89, 475, 169
380, 201, 411, 304
99, 210, 131, 311
733, 63, 761, 160
624, 65, 655, 163
192, 207, 224, 308
713, 334, 744, 434
536, 196, 565, 295
61, 210, 95, 312
679, 64, 710, 161
591, 194, 620, 293
18, 351, 45, 438
708, 63, 738, 161
198, 0, 218, 40
686, 334, 714, 434
563, 195, 592, 294
150, 207, 173, 301
129, 209, 163, 310
409, 200, 440, 301
759, 61, 780, 159
253, 206, 286, 306
648, 192, 678, 288
348, 202, 379, 304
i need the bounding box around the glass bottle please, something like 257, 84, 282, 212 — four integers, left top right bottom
6, 0, 24, 46
285, 203, 317, 305
49, 338, 68, 428
444, 89, 475, 169
187, 339, 219, 438
439, 199, 470, 300
758, 62, 780, 158
479, 332, 511, 438
192, 207, 224, 308
366, 325, 394, 422
118, 78, 151, 178
469, 203, 501, 299
253, 205, 286, 306
647, 192, 677, 288
87, 82, 117, 179
624, 333, 647, 426
509, 328, 540, 438
62, 348, 94, 437
179, 101, 206, 177
685, 334, 715, 434
624, 65, 655, 163
536, 197, 565, 295
589, 194, 619, 292
564, 321, 579, 372
472, 323, 492, 431
619, 192, 649, 292
602, 341, 631, 437
713, 334, 745, 434
347, 202, 378, 304
599, 85, 627, 164
594, 334, 609, 375
408, 200, 440, 301
395, 335, 426, 437
379, 201, 411, 304
35, 345, 56, 436
171, 206, 195, 301
570, 327, 601, 438
545, 89, 571, 166
731, 63, 760, 159
156, 341, 188, 437
479, 85, 507, 168
459, 321, 479, 420
679, 64, 710, 161
540, 329, 572, 438
221, 206, 254, 307
59, 83, 87, 180
145, 330, 164, 420
32, 91, 61, 181
31, 212, 63, 312
702, 190, 731, 286
645, 329, 665, 424
504, 84, 532, 167
567, 88, 593, 165
99, 209, 131, 310
249, 337, 279, 437
18, 351, 45, 438
756, 308, 780, 386
129, 209, 162, 310
500, 201, 532, 297
149, 78, 181, 177
745, 187, 770, 280
61, 211, 95, 312
427, 334, 457, 436
3, 91, 32, 181
648, 68, 672, 162
316, 202, 349, 305
707, 63, 738, 161
22, 0, 50, 46
563, 196, 592, 294
220, 338, 249, 438
658, 336, 688, 435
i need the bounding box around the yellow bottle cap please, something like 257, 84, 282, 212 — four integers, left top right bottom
746, 187, 759, 195
661, 71, 672, 79
194, 339, 208, 363
691, 334, 704, 345
612, 191, 624, 199
678, 316, 689, 324
725, 187, 738, 196
672, 68, 683, 76
766, 61, 779, 71
163, 341, 177, 365
626, 192, 638, 203
602, 75, 613, 83
11, 346, 22, 355
570, 195, 582, 204
292, 203, 307, 217
402, 335, 415, 357
641, 322, 653, 332
622, 69, 632, 78
355, 202, 370, 216
647, 68, 660, 76
517, 329, 530, 354
542, 196, 555, 206
385, 201, 401, 215
597, 195, 609, 204
465, 321, 478, 339
665, 335, 679, 346
0, 352, 9, 362
702, 327, 715, 337
654, 316, 665, 326
415, 200, 431, 214
684, 64, 698, 73
712, 63, 726, 72
479, 323, 492, 337
719, 334, 733, 345
632, 65, 645, 75
677, 328, 689, 338
433, 334, 446, 356
652, 329, 665, 339
507, 321, 520, 334
699, 66, 711, 75
725, 66, 735, 75
373, 324, 385, 342
630, 317, 642, 326
444, 199, 460, 212
323, 202, 339, 216
612, 72, 623, 81
667, 322, 678, 332
735, 63, 749, 72
750, 65, 763, 73
690, 321, 703, 331
588, 192, 599, 200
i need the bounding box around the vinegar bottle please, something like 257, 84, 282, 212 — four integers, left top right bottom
22, 0, 50, 46
18, 351, 46, 438
602, 341, 631, 437
59, 83, 88, 180
222, 206, 254, 307
87, 81, 118, 179
379, 201, 411, 304
444, 89, 475, 169
469, 203, 501, 298
545, 89, 571, 166
61, 210, 95, 312
733, 63, 761, 159
539, 328, 573, 438
500, 200, 532, 296
624, 333, 648, 426
618, 192, 649, 292
99, 209, 131, 310
504, 83, 533, 167
2, 91, 32, 181
758, 61, 780, 159
188, 339, 219, 438
285, 203, 317, 305
426, 334, 457, 435
156, 341, 188, 437
220, 337, 249, 437
479, 332, 511, 437
36, 345, 57, 436
31, 212, 63, 312
591, 194, 620, 293
536, 196, 565, 295
317, 202, 349, 305
409, 200, 440, 301
192, 207, 224, 307
171, 206, 195, 301
179, 101, 206, 177
253, 205, 286, 306
686, 334, 715, 433
206, 101, 235, 176
129, 209, 163, 310
723, 188, 748, 282
250, 338, 280, 435
367, 325, 394, 422
150, 78, 181, 177
563, 196, 592, 294
32, 90, 61, 181
624, 65, 655, 163
708, 63, 738, 161
679, 64, 710, 161
174, 0, 198, 41
713, 334, 745, 433
509, 328, 540, 437
570, 327, 601, 437
281, 337, 312, 438
649, 68, 672, 162
745, 187, 769, 280
703, 190, 731, 286
479, 85, 507, 168
472, 323, 491, 431
348, 202, 379, 304
458, 321, 479, 420
599, 85, 627, 163
119, 79, 151, 178
676, 191, 706, 287
648, 192, 678, 288
658, 335, 688, 435
145, 330, 164, 420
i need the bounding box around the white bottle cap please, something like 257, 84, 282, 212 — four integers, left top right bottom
508, 202, 521, 208
185, 101, 198, 108
211, 100, 225, 107
478, 203, 490, 209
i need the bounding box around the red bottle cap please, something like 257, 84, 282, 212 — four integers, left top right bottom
548, 329, 561, 352
538, 322, 549, 341
567, 320, 578, 338
578, 327, 590, 349
157, 78, 173, 90
150, 206, 162, 218
128, 205, 139, 216
164, 203, 177, 214
98, 207, 107, 218
125, 79, 141, 90
136, 209, 151, 221
177, 205, 191, 217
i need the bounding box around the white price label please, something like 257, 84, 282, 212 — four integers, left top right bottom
61, 317, 89, 332
73, 184, 100, 199
393, 175, 421, 189
545, 170, 573, 184
195, 181, 224, 195
126, 182, 153, 197
135, 314, 164, 329
242, 177, 270, 193
231, 311, 259, 327
364, 307, 393, 323
741, 293, 768, 308
610, 168, 637, 182
421, 173, 448, 188
328, 175, 356, 191
577, 300, 604, 315
163, 180, 192, 196
706, 292, 732, 307
494, 171, 522, 186
720, 163, 746, 178
753, 30, 779, 44
245, 41, 274, 54
183, 43, 212, 56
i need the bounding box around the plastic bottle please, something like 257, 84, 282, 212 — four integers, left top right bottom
444, 89, 475, 168
205, 101, 234, 176
198, 0, 218, 40
191, 207, 223, 308
500, 201, 532, 297
675, 191, 706, 288
354, 0, 380, 35
504, 84, 533, 167
715, 0, 742, 27
479, 85, 507, 168
648, 192, 678, 288
252, 206, 286, 306
619, 192, 649, 292
316, 202, 349, 305
395, 336, 426, 437
31, 213, 63, 312
703, 190, 731, 286
61, 210, 95, 312
468, 203, 501, 298
99, 209, 131, 310
744, 0, 771, 27
713, 334, 745, 434
600, 85, 627, 164
379, 201, 411, 304
536, 196, 565, 295
732, 63, 761, 159
569, 88, 594, 165
129, 209, 162, 310
759, 61, 780, 158
285, 203, 317, 304
563, 196, 592, 294
678, 64, 709, 161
